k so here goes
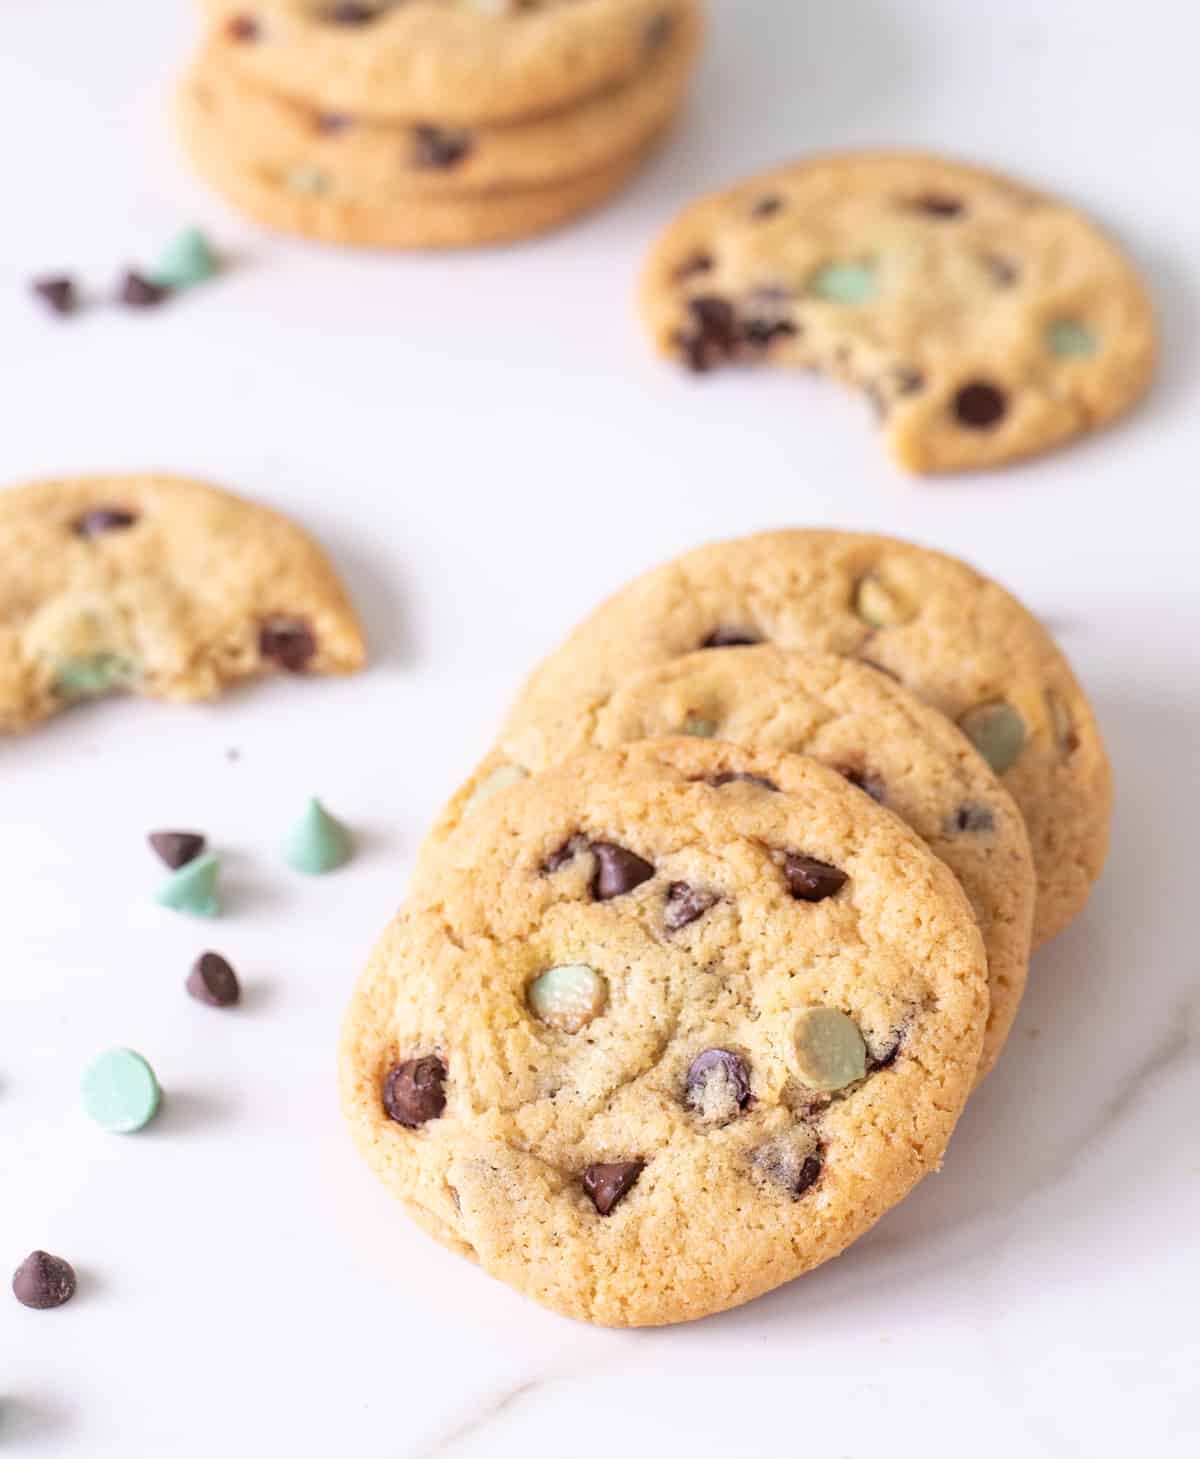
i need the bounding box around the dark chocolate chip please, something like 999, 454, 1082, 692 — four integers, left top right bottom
411, 125, 473, 170
382, 1056, 447, 1128
791, 1153, 823, 1196
664, 881, 718, 931
752, 195, 784, 219
953, 381, 1008, 429
73, 507, 138, 539
32, 276, 77, 315
705, 771, 779, 792
783, 854, 848, 903
227, 14, 259, 42
701, 627, 762, 648
870, 1034, 904, 1071
909, 193, 964, 218
259, 615, 316, 672
675, 295, 739, 372
591, 842, 655, 900
542, 833, 587, 874
684, 1048, 751, 1114
325, 3, 377, 23
839, 767, 887, 804
119, 271, 169, 308
953, 803, 995, 833
582, 1160, 644, 1215
186, 951, 241, 1008
673, 250, 715, 282
755, 1142, 824, 1198
316, 112, 353, 135
644, 11, 674, 50
743, 318, 798, 350
148, 830, 206, 869
982, 253, 1019, 287
12, 1251, 76, 1310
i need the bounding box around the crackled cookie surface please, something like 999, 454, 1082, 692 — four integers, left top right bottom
505, 531, 1111, 945
0, 474, 365, 733
204, 0, 692, 126
341, 738, 988, 1326
642, 152, 1155, 472
423, 648, 1035, 1081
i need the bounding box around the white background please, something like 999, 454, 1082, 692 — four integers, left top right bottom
2, 1, 1198, 1454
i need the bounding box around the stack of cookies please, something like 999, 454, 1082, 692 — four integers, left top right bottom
178, 1, 706, 249
339, 530, 1112, 1326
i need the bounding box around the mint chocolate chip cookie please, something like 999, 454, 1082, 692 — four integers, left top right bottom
340, 738, 988, 1326
503, 531, 1111, 946
422, 647, 1036, 1081
0, 473, 365, 733
642, 151, 1155, 472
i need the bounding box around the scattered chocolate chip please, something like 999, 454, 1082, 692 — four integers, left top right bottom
259, 615, 316, 672
148, 830, 206, 869
32, 276, 77, 315
783, 854, 848, 903
675, 295, 739, 372
705, 771, 779, 792
12, 1251, 76, 1310
839, 767, 886, 804
673, 250, 715, 282
754, 1140, 824, 1198
953, 803, 995, 833
582, 1160, 644, 1215
909, 193, 964, 218
325, 2, 376, 23
382, 1056, 447, 1128
870, 1034, 904, 1071
119, 271, 169, 308
315, 112, 353, 134
73, 507, 137, 539
542, 833, 587, 874
701, 627, 762, 648
186, 951, 241, 1007
743, 317, 798, 350
591, 842, 655, 900
684, 1049, 751, 1115
751, 195, 784, 219
981, 253, 1019, 287
226, 14, 259, 42
664, 881, 718, 931
791, 1153, 823, 1196
411, 125, 473, 170
953, 381, 1007, 429
644, 11, 674, 50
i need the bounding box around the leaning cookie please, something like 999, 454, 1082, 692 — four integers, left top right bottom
419, 648, 1035, 1082
204, 0, 694, 127
642, 151, 1155, 472
340, 738, 989, 1327
0, 474, 365, 733
504, 530, 1111, 946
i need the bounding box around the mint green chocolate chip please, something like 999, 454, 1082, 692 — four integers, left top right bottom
527, 964, 607, 1033
281, 798, 352, 875
54, 653, 133, 699
809, 262, 877, 305
463, 764, 529, 816
1047, 320, 1097, 358
151, 227, 217, 290
959, 701, 1027, 775
81, 1048, 161, 1133
793, 1008, 867, 1091
683, 715, 717, 738
155, 851, 221, 918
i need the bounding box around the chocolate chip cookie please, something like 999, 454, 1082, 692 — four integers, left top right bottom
341, 738, 989, 1325
0, 473, 365, 733
504, 531, 1111, 946
642, 152, 1155, 472
422, 647, 1035, 1081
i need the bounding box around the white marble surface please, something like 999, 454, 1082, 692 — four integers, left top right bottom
2, 1, 1198, 1454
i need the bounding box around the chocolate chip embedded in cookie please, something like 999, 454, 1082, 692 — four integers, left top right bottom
0, 473, 366, 733
340, 738, 989, 1326
642, 151, 1155, 472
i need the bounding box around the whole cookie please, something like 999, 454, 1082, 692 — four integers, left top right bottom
341, 739, 989, 1326
422, 648, 1035, 1082
0, 474, 365, 733
204, 0, 694, 126
642, 152, 1155, 472
182, 4, 700, 198
505, 531, 1111, 946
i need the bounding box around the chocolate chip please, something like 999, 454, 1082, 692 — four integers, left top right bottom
259, 615, 316, 672
32, 276, 77, 315
12, 1251, 76, 1310
675, 295, 739, 372
754, 1140, 823, 1198
582, 1161, 644, 1215
752, 195, 784, 219
783, 854, 847, 903
705, 771, 779, 792
119, 271, 169, 308
591, 842, 655, 900
743, 318, 798, 350
981, 253, 1019, 287
226, 14, 259, 42
148, 830, 206, 869
953, 381, 1007, 429
186, 951, 240, 1007
664, 881, 718, 932
673, 250, 715, 282
909, 194, 964, 218
701, 627, 762, 648
791, 1153, 823, 1196
953, 803, 995, 833
412, 125, 473, 170
73, 507, 138, 539
839, 767, 886, 804
316, 112, 353, 134
325, 2, 376, 23
542, 833, 587, 874
869, 1033, 904, 1070
382, 1056, 447, 1128
684, 1049, 751, 1115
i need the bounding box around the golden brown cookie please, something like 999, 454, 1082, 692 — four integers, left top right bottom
340, 738, 989, 1326
642, 152, 1155, 472
0, 474, 365, 733
420, 648, 1035, 1082
504, 531, 1112, 946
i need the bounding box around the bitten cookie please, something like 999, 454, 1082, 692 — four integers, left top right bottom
641, 152, 1155, 472
504, 530, 1112, 946
340, 738, 989, 1326
182, 3, 700, 198
421, 648, 1035, 1082
204, 0, 694, 126
0, 474, 365, 733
